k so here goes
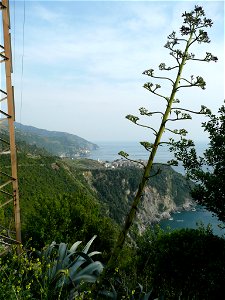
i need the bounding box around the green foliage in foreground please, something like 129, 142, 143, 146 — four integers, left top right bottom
1, 227, 225, 299
0, 236, 103, 300
38, 235, 103, 299
136, 226, 225, 299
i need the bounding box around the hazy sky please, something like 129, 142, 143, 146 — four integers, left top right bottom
2, 0, 224, 142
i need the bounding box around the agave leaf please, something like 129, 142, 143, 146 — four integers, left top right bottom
88, 251, 102, 258
71, 261, 103, 286
63, 251, 79, 264
98, 290, 117, 299
137, 283, 143, 300
73, 251, 94, 266
54, 243, 68, 273
69, 261, 103, 286
60, 251, 79, 269
82, 235, 97, 254
67, 252, 93, 279
51, 269, 69, 287
75, 261, 103, 279
99, 283, 117, 300
69, 241, 82, 253
66, 256, 84, 273
60, 256, 70, 269
42, 241, 56, 262
73, 274, 97, 285
62, 251, 87, 272
49, 262, 57, 281
142, 290, 153, 300
58, 243, 68, 262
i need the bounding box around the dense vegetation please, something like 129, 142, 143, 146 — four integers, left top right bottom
171, 103, 225, 222
136, 226, 225, 299
23, 193, 119, 260
1, 226, 225, 299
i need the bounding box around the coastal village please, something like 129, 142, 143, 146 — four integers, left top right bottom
99, 158, 145, 169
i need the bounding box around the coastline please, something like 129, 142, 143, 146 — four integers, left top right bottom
79, 141, 224, 236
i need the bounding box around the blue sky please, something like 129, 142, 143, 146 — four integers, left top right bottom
3, 0, 224, 142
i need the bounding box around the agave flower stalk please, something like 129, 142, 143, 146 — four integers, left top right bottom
100, 5, 218, 284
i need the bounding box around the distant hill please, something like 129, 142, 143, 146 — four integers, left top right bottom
0, 121, 98, 157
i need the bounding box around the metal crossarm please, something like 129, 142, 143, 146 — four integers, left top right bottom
0, 3, 6, 10
0, 137, 10, 144
0, 234, 19, 244
0, 179, 14, 189
0, 96, 7, 102
0, 198, 14, 208
0, 89, 7, 95
0, 189, 14, 197
0, 170, 15, 179
0, 109, 11, 118
0, 52, 7, 60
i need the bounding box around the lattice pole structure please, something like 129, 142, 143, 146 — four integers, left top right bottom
0, 0, 21, 246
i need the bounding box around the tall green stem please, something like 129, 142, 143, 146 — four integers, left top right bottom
91, 25, 198, 299
104, 31, 194, 275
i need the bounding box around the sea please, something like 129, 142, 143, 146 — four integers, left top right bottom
89, 141, 225, 237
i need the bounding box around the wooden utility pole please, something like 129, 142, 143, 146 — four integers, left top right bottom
0, 0, 21, 245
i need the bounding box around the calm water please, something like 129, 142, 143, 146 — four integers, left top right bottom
89, 141, 225, 236
89, 140, 207, 174
160, 207, 224, 237
90, 140, 174, 162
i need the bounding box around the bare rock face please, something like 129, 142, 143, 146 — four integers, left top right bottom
51, 163, 60, 170
83, 164, 195, 229
136, 185, 194, 232
139, 186, 176, 222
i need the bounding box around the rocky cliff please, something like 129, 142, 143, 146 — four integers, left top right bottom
81, 162, 195, 230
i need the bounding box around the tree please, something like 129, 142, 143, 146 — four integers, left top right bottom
23, 192, 119, 260
136, 227, 225, 298
99, 5, 218, 285
170, 103, 225, 222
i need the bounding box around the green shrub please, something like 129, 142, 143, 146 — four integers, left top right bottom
137, 227, 225, 299
0, 236, 103, 300
23, 192, 118, 261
